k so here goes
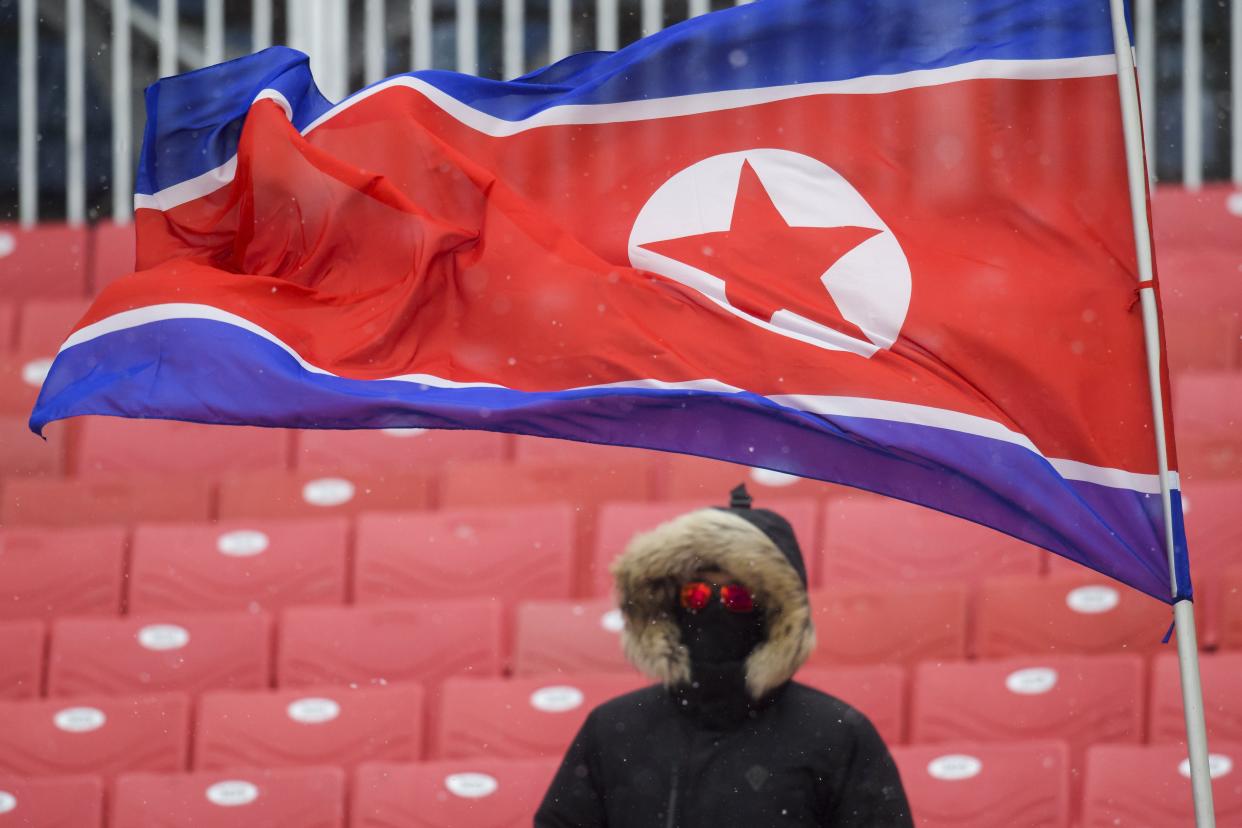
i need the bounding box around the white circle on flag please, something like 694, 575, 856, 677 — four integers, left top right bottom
600, 609, 624, 633
629, 149, 911, 357
217, 529, 269, 557
21, 357, 52, 387
54, 706, 106, 733
206, 780, 260, 807
445, 772, 499, 799
137, 623, 190, 651
302, 477, 355, 507
749, 468, 799, 488
382, 428, 427, 438
1065, 585, 1120, 614
1179, 755, 1233, 779
286, 697, 340, 724
1005, 667, 1058, 695
927, 754, 982, 781
0, 232, 14, 258
530, 685, 584, 713
0, 792, 16, 814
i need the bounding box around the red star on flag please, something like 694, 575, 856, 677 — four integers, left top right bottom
641, 160, 881, 342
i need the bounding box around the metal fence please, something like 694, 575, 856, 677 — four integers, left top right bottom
6, 0, 1241, 230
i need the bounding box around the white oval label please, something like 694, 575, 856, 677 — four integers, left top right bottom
0, 792, 15, 814
600, 609, 624, 633
0, 231, 14, 258
444, 772, 499, 799
1005, 667, 1058, 695
301, 477, 355, 507
1065, 585, 1120, 614
217, 529, 269, 557
749, 468, 800, 488
21, 357, 52, 387
205, 780, 259, 807
530, 685, 585, 713
137, 624, 190, 651
927, 754, 982, 781
382, 427, 427, 437
1179, 755, 1234, 780
53, 706, 106, 733
286, 697, 340, 724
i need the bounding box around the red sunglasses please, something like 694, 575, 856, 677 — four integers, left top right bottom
679, 581, 757, 614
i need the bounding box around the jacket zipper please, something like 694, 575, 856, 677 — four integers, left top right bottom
665, 765, 680, 828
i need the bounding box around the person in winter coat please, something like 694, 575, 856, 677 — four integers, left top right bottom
535, 485, 913, 828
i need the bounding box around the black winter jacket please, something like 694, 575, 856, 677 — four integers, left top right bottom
535, 680, 912, 827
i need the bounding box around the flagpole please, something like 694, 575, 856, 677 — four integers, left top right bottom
1107, 1, 1216, 825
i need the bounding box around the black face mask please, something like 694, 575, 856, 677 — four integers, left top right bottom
676, 600, 765, 665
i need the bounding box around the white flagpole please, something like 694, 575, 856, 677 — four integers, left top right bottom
1107, 2, 1216, 825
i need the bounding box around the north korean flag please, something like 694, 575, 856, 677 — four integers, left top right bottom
30, 0, 1191, 603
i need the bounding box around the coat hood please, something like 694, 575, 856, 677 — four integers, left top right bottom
610, 486, 816, 700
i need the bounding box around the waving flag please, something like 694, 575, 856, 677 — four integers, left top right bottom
30, 0, 1190, 603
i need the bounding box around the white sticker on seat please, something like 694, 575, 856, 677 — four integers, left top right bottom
1005, 667, 1058, 695
53, 706, 106, 733
1065, 585, 1120, 614
926, 754, 982, 781
530, 685, 585, 713
749, 468, 799, 487
382, 428, 427, 437
137, 624, 190, 651
0, 791, 15, 813
217, 529, 270, 557
445, 772, 499, 799
0, 232, 14, 258
21, 357, 52, 387
1180, 754, 1234, 780
600, 609, 624, 633
206, 780, 259, 807
286, 697, 341, 724
301, 477, 356, 507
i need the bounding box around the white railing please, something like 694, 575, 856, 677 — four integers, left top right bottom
13, 0, 1241, 230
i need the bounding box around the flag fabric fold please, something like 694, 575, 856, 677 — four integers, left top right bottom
31, 0, 1191, 603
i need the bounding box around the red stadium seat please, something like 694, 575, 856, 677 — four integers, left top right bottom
0, 223, 88, 299
1222, 566, 1242, 652
48, 611, 271, 698
436, 674, 648, 760
2, 473, 214, 527
660, 453, 843, 502
795, 665, 906, 746
1150, 652, 1242, 745
590, 499, 819, 596
296, 427, 508, 472
277, 601, 504, 691
112, 766, 346, 828
0, 526, 126, 620
0, 620, 44, 699
0, 692, 188, 777
0, 775, 104, 827
353, 758, 558, 828
1151, 183, 1242, 254
891, 741, 1070, 828
129, 518, 349, 613
911, 655, 1144, 800
974, 574, 1171, 657
0, 415, 71, 477
217, 470, 433, 520
0, 352, 53, 417
1174, 372, 1242, 481
0, 303, 14, 350
821, 498, 1042, 584
194, 683, 424, 769
512, 598, 632, 677
89, 219, 136, 293
354, 505, 574, 605
75, 418, 290, 478
15, 298, 89, 353
804, 583, 968, 668
1163, 308, 1241, 375
1082, 743, 1242, 827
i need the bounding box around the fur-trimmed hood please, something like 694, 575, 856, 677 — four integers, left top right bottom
611, 504, 816, 700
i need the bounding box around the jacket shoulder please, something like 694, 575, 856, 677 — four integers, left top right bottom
586, 683, 670, 724
780, 681, 885, 736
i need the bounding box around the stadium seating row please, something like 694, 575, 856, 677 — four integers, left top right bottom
3, 741, 1237, 828
0, 653, 1237, 777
